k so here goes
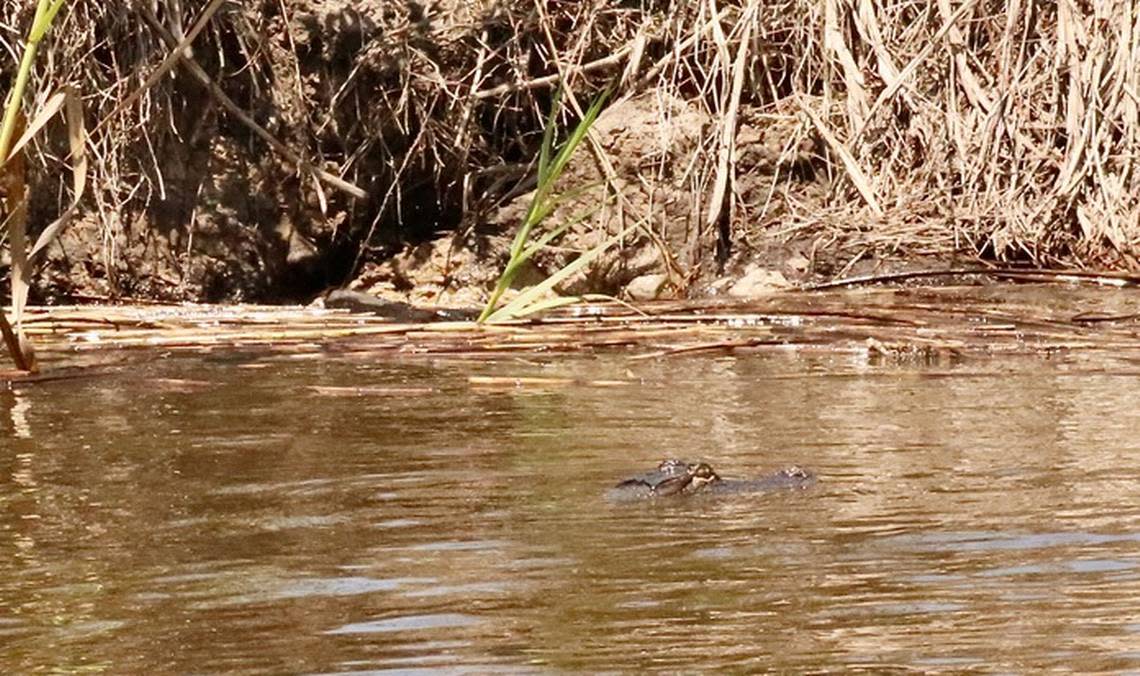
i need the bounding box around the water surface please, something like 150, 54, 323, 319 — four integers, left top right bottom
1, 350, 1138, 672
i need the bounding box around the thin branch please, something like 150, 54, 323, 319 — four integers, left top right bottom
138, 6, 367, 199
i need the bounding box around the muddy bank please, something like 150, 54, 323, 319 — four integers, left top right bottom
7, 1, 1139, 307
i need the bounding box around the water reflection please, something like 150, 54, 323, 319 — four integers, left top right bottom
0, 353, 1138, 672
0, 390, 33, 439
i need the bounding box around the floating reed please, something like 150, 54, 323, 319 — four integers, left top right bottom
2, 282, 1138, 383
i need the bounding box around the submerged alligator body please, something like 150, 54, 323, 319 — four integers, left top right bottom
607, 459, 814, 501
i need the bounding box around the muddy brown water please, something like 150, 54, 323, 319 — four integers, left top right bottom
1, 349, 1139, 672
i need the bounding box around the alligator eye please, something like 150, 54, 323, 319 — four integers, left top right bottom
691, 463, 720, 481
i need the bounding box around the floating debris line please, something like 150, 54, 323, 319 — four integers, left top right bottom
5, 285, 1140, 379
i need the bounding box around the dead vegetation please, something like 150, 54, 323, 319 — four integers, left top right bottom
2, 0, 1139, 311
8, 282, 1140, 382
341, 0, 1140, 287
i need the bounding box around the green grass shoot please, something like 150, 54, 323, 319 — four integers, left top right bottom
478, 87, 611, 323
0, 0, 70, 372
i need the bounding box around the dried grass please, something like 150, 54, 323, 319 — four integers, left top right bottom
3, 0, 1140, 311
452, 0, 1140, 270
10, 285, 1140, 375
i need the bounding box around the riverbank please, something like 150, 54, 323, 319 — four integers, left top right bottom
5, 1, 1138, 310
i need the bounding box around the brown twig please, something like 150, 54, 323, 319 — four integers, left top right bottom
92, 0, 227, 136
803, 267, 1140, 291
137, 6, 367, 200
473, 41, 636, 99
0, 310, 32, 371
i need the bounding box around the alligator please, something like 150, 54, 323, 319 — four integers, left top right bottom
607, 459, 814, 501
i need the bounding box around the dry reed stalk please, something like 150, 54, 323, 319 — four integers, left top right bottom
10, 283, 1140, 366
798, 97, 882, 215
704, 2, 758, 237
467, 375, 630, 388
